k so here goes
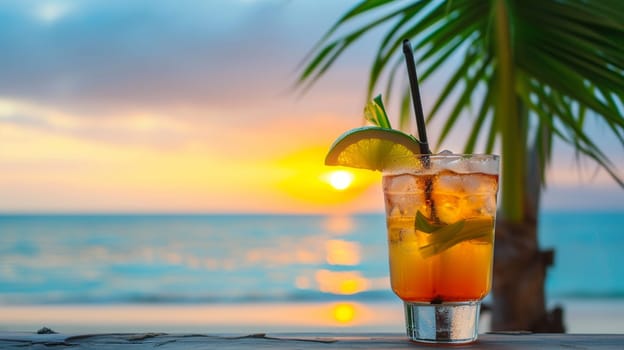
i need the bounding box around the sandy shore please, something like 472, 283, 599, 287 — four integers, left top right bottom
0, 299, 622, 334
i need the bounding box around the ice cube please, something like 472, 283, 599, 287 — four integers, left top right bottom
463, 173, 498, 193
466, 155, 499, 174
383, 173, 418, 193
435, 171, 464, 193
384, 174, 427, 217
394, 194, 423, 216
387, 204, 401, 217
462, 194, 497, 217
433, 153, 458, 171
433, 153, 471, 173
431, 193, 462, 224
462, 174, 484, 193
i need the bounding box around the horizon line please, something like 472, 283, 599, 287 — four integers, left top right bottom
0, 209, 622, 216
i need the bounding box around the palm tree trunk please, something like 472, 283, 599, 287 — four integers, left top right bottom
493, 0, 524, 223
489, 1, 564, 332
492, 218, 559, 331
491, 137, 565, 332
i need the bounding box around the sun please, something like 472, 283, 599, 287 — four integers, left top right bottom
327, 170, 354, 190
275, 146, 380, 206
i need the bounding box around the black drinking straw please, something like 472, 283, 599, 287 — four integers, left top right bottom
402, 39, 432, 155
403, 39, 439, 224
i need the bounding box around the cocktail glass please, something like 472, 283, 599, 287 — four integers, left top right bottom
383, 154, 499, 344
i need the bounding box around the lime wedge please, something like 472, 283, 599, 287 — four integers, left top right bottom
325, 126, 423, 171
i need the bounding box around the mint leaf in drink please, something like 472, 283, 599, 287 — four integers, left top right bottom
364, 95, 392, 129
415, 211, 442, 233
418, 217, 494, 258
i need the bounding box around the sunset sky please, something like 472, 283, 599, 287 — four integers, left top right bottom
0, 0, 622, 213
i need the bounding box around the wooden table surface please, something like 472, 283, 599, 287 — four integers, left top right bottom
1, 332, 623, 349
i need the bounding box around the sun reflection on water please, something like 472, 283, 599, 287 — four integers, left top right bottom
325, 239, 360, 266
322, 215, 355, 235
332, 303, 356, 323
315, 270, 370, 295
0, 302, 406, 332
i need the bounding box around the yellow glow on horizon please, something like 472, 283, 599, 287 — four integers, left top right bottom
0, 98, 387, 213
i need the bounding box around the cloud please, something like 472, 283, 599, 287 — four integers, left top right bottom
0, 1, 362, 117
0, 98, 191, 149
1, 1, 620, 212
34, 1, 75, 24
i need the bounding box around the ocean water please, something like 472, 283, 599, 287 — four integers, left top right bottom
1, 211, 622, 305
540, 212, 624, 298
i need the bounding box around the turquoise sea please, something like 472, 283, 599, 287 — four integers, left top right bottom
1, 211, 622, 305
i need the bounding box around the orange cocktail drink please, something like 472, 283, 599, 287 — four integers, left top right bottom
322, 92, 499, 343
382, 154, 499, 343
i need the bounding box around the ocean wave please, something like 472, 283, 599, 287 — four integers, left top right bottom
3, 289, 624, 306
2, 213, 623, 306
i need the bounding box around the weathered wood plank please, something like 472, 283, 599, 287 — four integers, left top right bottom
1, 332, 623, 349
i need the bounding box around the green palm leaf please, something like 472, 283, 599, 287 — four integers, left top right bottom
298, 0, 624, 220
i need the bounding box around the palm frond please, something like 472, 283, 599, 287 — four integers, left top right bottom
425, 48, 480, 122
299, 1, 417, 91
438, 55, 492, 146
298, 0, 624, 192
464, 83, 494, 154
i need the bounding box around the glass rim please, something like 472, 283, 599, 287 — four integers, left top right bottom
408, 153, 499, 160
383, 154, 499, 162
381, 153, 500, 175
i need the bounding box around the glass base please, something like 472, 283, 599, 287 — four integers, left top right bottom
404, 301, 481, 344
